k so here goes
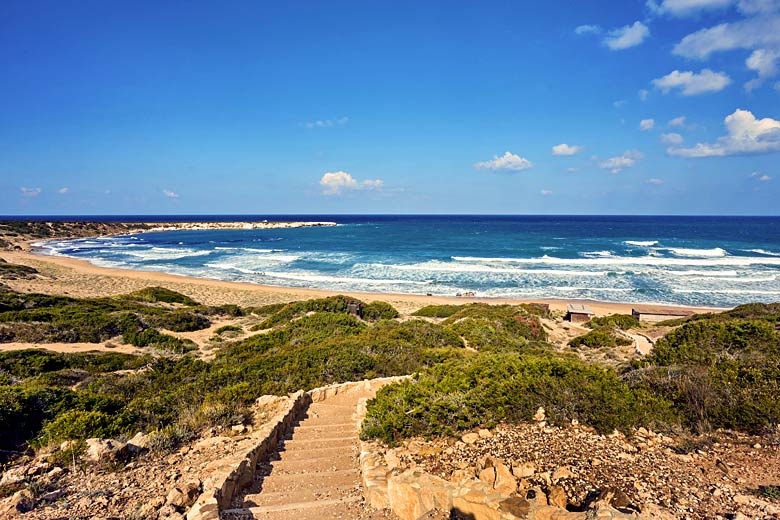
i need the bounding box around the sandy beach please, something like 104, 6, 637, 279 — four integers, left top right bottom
1, 249, 720, 317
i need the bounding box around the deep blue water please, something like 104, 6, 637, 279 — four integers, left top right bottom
29, 215, 780, 307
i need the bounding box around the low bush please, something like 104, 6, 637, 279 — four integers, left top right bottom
122, 287, 198, 306
586, 314, 639, 330
569, 327, 632, 348
361, 353, 675, 445
362, 301, 400, 321
412, 305, 464, 318
214, 324, 242, 335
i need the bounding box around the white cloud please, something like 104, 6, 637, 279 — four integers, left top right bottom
541, 189, 554, 196
745, 48, 780, 91
652, 69, 731, 95
668, 108, 780, 157
575, 24, 601, 35
319, 171, 384, 195
669, 116, 687, 127
163, 190, 179, 198
638, 89, 649, 101
661, 132, 685, 144
613, 100, 627, 108
474, 151, 533, 172
551, 143, 584, 156
20, 187, 42, 197
305, 117, 349, 129
647, 178, 666, 185
673, 16, 780, 59
603, 21, 650, 50
599, 150, 644, 173
647, 0, 733, 16
751, 171, 773, 181
640, 118, 655, 131
58, 187, 70, 194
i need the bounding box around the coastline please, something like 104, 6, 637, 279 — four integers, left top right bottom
2, 249, 723, 316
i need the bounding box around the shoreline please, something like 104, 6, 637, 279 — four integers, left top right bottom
2, 249, 724, 316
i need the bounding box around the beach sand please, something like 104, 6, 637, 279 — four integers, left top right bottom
1, 250, 719, 317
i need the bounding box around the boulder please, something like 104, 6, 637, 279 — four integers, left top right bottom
84, 438, 128, 464
166, 480, 201, 508
127, 432, 150, 454
0, 466, 27, 487
547, 485, 567, 508
493, 462, 517, 495
512, 461, 536, 478
0, 489, 35, 517
551, 466, 574, 482
461, 432, 480, 445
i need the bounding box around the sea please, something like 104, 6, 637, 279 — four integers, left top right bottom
25, 215, 780, 308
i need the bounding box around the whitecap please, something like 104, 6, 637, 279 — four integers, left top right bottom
667, 247, 727, 258
744, 249, 780, 257
624, 240, 658, 247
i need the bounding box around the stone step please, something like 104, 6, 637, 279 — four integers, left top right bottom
285, 427, 357, 442
268, 453, 356, 474
271, 444, 355, 461
280, 436, 357, 450
258, 468, 360, 493
225, 496, 360, 518
243, 483, 358, 507
293, 421, 355, 430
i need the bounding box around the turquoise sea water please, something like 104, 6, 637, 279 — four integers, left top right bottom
33, 215, 780, 308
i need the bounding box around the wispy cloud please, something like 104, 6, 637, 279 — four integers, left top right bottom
305, 117, 349, 129
668, 109, 780, 157
751, 171, 772, 181
652, 69, 731, 95
647, 0, 733, 17
20, 187, 42, 197
640, 119, 655, 131
551, 143, 583, 156
646, 178, 665, 185
163, 189, 180, 198
575, 24, 601, 35
474, 151, 533, 172
638, 89, 649, 101
603, 21, 650, 50
660, 132, 684, 145
320, 171, 383, 195
668, 116, 687, 127
599, 150, 644, 174
58, 187, 70, 194
540, 189, 554, 196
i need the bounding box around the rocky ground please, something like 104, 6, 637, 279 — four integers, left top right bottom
391, 420, 780, 520
0, 398, 290, 520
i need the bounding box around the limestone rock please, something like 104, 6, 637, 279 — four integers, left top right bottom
551, 466, 574, 482
547, 485, 567, 508
84, 438, 128, 464
166, 480, 201, 508
478, 428, 493, 439
493, 462, 517, 495
461, 432, 480, 445
127, 432, 150, 454
533, 406, 546, 422
512, 461, 536, 478
0, 489, 35, 517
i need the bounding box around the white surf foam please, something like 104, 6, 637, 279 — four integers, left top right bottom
262, 271, 430, 286
581, 251, 613, 258
379, 261, 611, 277
624, 240, 658, 247
745, 249, 780, 257
667, 247, 727, 258
124, 247, 213, 261
451, 255, 780, 267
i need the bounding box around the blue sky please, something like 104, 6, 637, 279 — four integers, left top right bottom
1, 0, 779, 215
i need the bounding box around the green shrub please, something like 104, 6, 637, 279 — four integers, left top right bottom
440, 304, 546, 352
39, 410, 127, 443
412, 305, 464, 318
151, 310, 210, 332
586, 314, 639, 330
569, 327, 633, 348
214, 325, 242, 335
361, 353, 674, 445
362, 301, 400, 321
123, 287, 198, 306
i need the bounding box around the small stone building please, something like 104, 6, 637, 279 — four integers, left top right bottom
632, 307, 693, 323
566, 304, 594, 323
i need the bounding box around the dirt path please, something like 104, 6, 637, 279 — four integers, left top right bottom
223, 388, 393, 520
626, 331, 655, 355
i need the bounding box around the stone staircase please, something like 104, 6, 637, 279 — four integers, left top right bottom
222, 387, 391, 519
